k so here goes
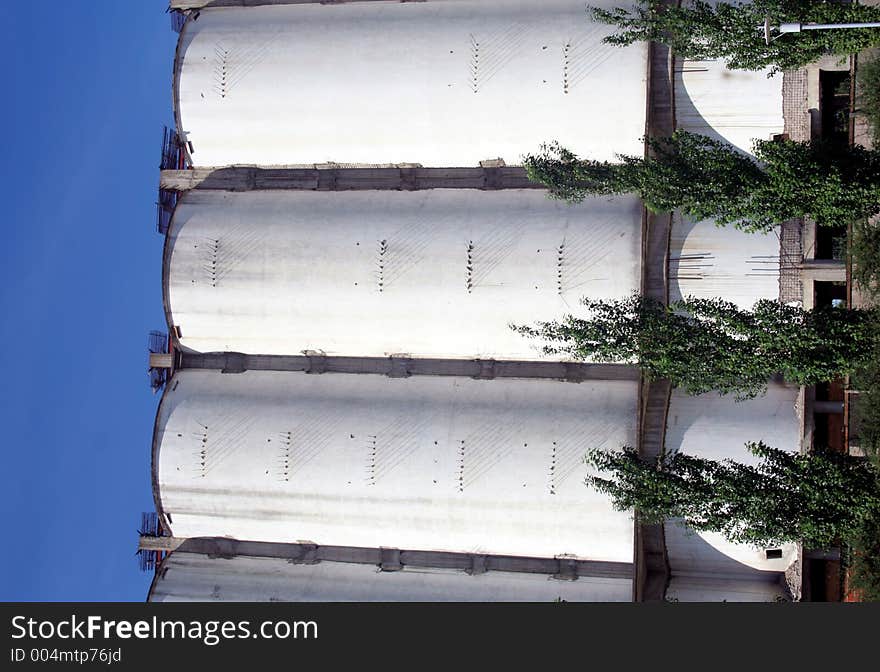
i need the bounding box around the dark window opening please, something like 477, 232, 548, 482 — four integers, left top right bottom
815, 224, 847, 260
813, 413, 845, 453
820, 70, 851, 146
815, 380, 846, 402
814, 281, 847, 308
814, 412, 830, 451
809, 559, 829, 601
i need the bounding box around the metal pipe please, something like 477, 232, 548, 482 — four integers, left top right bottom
765, 17, 880, 42
780, 21, 880, 33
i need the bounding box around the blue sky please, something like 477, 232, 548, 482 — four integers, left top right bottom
0, 1, 175, 600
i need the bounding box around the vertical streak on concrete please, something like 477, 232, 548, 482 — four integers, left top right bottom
635, 29, 676, 601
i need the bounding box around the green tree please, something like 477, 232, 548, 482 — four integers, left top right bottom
851, 218, 880, 299
513, 294, 879, 399
856, 53, 880, 146
845, 510, 880, 601
587, 442, 880, 548
589, 1, 880, 73
523, 130, 880, 232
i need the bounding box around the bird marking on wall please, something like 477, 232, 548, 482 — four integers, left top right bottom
278, 431, 292, 482
457, 417, 525, 491
213, 227, 265, 285
196, 414, 258, 478
367, 416, 433, 485
275, 414, 336, 483
562, 25, 618, 94
468, 23, 529, 93
209, 32, 284, 100
212, 45, 230, 99
375, 219, 436, 293
555, 221, 622, 300
548, 421, 615, 495
365, 434, 378, 486
191, 422, 209, 479
196, 238, 220, 288
466, 240, 475, 293
191, 227, 265, 288
376, 239, 387, 293
468, 34, 479, 93
468, 220, 526, 290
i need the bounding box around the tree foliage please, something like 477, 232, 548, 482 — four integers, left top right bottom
856, 51, 880, 147
851, 218, 880, 299
849, 324, 880, 472
523, 130, 880, 232
845, 508, 880, 601
513, 294, 879, 399
587, 442, 880, 549
589, 1, 880, 73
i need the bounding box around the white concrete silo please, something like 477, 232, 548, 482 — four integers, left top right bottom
674, 58, 785, 156
172, 0, 648, 167
153, 0, 808, 603
164, 189, 644, 359
669, 217, 782, 309
152, 368, 639, 562
663, 383, 802, 601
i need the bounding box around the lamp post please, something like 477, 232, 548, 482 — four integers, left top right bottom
764, 16, 880, 44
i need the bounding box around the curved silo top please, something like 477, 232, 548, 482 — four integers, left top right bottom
664, 384, 802, 577
674, 58, 784, 155
153, 369, 638, 562
669, 215, 782, 309
173, 0, 648, 167
164, 189, 643, 359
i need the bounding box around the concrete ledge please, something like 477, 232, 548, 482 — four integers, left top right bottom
160, 166, 541, 192
179, 352, 641, 382
142, 536, 634, 580
171, 0, 391, 8
800, 259, 846, 283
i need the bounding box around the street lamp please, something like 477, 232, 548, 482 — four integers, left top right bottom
764, 16, 880, 45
